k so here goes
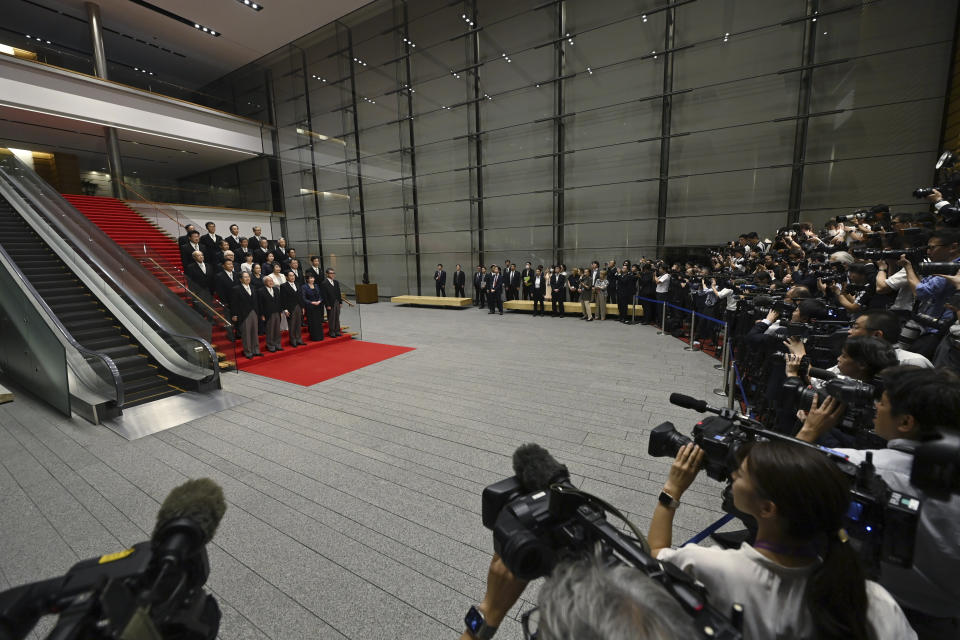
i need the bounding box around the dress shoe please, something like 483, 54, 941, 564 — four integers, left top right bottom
499, 311, 503, 315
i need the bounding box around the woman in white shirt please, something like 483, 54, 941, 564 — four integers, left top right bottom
268, 262, 285, 287
649, 440, 915, 640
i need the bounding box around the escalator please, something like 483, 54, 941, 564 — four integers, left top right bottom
0, 196, 181, 407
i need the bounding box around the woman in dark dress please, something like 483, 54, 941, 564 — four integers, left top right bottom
300, 273, 325, 341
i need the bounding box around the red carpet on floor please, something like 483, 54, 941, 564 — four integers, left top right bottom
239, 340, 415, 385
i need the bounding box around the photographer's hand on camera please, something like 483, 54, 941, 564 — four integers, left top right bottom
649, 444, 704, 557
796, 394, 847, 443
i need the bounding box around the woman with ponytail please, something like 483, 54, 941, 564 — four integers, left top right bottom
648, 441, 915, 639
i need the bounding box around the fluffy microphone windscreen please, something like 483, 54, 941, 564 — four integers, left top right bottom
512, 443, 569, 492
153, 478, 227, 544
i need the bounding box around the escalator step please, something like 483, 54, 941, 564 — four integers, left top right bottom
80, 336, 130, 350
123, 387, 181, 408
70, 326, 119, 340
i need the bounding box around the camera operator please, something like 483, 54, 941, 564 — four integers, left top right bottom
460, 553, 697, 640
796, 367, 960, 639
922, 188, 960, 224
648, 442, 915, 639
896, 229, 960, 359
820, 262, 875, 318
848, 309, 933, 368
875, 256, 918, 318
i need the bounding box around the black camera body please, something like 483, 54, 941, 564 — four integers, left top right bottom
647, 396, 921, 576
781, 377, 884, 445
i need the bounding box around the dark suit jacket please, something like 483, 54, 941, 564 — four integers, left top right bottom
304, 266, 324, 283
319, 278, 342, 308
199, 234, 222, 260
505, 270, 520, 289
181, 242, 204, 268
453, 270, 465, 287
521, 268, 534, 286
226, 236, 243, 252
486, 273, 503, 294
473, 271, 485, 289
248, 235, 268, 249
234, 246, 252, 263
253, 247, 273, 265
184, 261, 214, 292
273, 246, 291, 264
256, 286, 283, 316
550, 273, 566, 293
230, 284, 259, 320
214, 270, 238, 302
531, 275, 547, 298
617, 272, 637, 296
434, 270, 446, 286
278, 281, 302, 312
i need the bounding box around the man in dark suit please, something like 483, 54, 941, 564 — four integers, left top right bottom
487, 265, 503, 315
305, 256, 324, 283
214, 259, 238, 340
234, 238, 251, 264
180, 230, 203, 270
230, 271, 261, 359
521, 262, 534, 300
453, 264, 466, 297
550, 266, 567, 317
273, 238, 291, 265
617, 265, 637, 324
253, 238, 272, 265
226, 224, 243, 252
198, 221, 222, 263
285, 248, 299, 270
279, 271, 305, 347
473, 265, 486, 307
320, 267, 344, 337
177, 224, 198, 248
184, 250, 215, 321
530, 267, 547, 316
256, 277, 283, 352
505, 264, 520, 301
434, 264, 446, 297
248, 226, 267, 250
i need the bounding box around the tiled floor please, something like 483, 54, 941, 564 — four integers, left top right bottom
0, 302, 732, 639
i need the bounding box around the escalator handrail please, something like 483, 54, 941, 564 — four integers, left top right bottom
0, 227, 125, 407
0, 161, 218, 383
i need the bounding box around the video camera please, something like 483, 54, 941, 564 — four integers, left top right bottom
482, 444, 743, 639
781, 370, 885, 447
647, 394, 921, 575
0, 479, 225, 640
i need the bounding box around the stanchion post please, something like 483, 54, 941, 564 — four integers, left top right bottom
714, 322, 728, 370
656, 302, 667, 335
725, 361, 736, 410
684, 310, 697, 351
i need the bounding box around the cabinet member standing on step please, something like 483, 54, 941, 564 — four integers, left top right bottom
320, 267, 354, 337
434, 264, 447, 297
257, 276, 284, 352
453, 264, 466, 297
230, 271, 262, 359
279, 271, 306, 347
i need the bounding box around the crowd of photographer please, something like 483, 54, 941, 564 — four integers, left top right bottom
459, 174, 960, 639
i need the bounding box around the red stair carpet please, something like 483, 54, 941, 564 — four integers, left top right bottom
239, 340, 415, 386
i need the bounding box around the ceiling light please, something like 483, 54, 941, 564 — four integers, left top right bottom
236, 0, 262, 10
642, 14, 648, 22
194, 22, 219, 36
587, 67, 593, 75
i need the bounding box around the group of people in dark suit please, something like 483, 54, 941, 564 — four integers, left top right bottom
433, 264, 467, 297
177, 222, 351, 360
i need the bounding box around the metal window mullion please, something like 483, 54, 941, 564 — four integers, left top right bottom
786, 0, 820, 226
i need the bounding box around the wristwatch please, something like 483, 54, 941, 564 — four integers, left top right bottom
465, 605, 498, 640
659, 490, 681, 510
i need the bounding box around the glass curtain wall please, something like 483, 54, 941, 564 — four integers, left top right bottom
251, 0, 957, 296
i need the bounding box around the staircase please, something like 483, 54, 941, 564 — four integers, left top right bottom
62, 194, 238, 370
63, 194, 354, 372
0, 196, 182, 407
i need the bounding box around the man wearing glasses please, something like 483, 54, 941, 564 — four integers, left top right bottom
891, 229, 960, 359
320, 267, 344, 337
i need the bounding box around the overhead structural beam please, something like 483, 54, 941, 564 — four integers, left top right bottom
654, 5, 677, 254
470, 0, 485, 268
346, 28, 370, 281
402, 3, 422, 295
554, 1, 567, 266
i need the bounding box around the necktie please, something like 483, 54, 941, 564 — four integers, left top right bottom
269, 289, 274, 297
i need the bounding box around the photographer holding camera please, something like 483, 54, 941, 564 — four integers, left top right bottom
648, 441, 915, 639
796, 366, 960, 639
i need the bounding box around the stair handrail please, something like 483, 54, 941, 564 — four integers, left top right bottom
119, 180, 201, 240
136, 255, 233, 328
0, 159, 218, 384
0, 225, 124, 407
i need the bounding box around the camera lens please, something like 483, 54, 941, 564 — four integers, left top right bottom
500, 530, 555, 580
648, 422, 693, 458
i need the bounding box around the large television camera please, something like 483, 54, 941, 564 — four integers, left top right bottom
482, 444, 744, 639
0, 479, 225, 640
780, 368, 885, 447
647, 394, 922, 575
